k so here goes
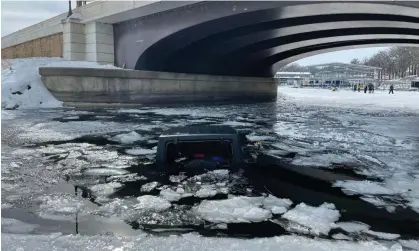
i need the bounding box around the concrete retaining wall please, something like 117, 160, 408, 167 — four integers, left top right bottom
39, 67, 277, 107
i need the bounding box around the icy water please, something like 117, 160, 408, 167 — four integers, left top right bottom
2, 98, 419, 248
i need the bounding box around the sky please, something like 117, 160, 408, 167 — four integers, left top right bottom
1, 1, 389, 65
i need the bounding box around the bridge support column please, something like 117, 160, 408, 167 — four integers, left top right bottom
62, 19, 114, 65
62, 18, 85, 61
85, 22, 114, 65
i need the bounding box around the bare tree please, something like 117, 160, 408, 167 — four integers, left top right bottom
350, 58, 360, 64
362, 46, 418, 79
280, 63, 305, 72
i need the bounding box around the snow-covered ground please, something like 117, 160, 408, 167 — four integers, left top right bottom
279, 87, 419, 112
1, 58, 119, 109
2, 63, 419, 250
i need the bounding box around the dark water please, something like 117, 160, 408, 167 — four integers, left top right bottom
2, 101, 419, 240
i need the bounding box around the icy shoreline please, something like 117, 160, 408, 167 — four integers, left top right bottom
1, 58, 119, 109
279, 87, 419, 112
2, 231, 411, 251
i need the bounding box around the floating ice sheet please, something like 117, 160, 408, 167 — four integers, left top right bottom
1, 218, 38, 234
334, 180, 396, 195
282, 203, 340, 235
109, 131, 147, 144
335, 221, 370, 233
135, 195, 171, 211
125, 148, 156, 156
141, 182, 160, 192
194, 196, 271, 223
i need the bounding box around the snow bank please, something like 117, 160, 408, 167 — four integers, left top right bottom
1, 58, 119, 109
194, 196, 272, 223
2, 231, 404, 251
282, 203, 340, 235
279, 87, 419, 112
109, 131, 147, 144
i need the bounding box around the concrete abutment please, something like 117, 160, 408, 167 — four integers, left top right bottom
39, 67, 277, 107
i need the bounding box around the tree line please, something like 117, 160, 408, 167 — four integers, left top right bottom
350, 47, 419, 79
280, 47, 419, 80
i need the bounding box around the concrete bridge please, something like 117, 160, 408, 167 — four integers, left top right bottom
3, 1, 419, 105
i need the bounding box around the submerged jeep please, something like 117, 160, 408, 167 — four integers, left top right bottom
156, 125, 248, 171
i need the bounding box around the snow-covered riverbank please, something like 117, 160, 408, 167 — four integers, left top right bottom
279, 87, 419, 112
1, 58, 119, 109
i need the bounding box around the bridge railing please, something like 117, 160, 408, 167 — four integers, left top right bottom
1, 0, 103, 49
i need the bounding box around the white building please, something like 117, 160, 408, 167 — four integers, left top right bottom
274, 72, 311, 87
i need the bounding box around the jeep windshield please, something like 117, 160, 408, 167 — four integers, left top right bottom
166, 140, 233, 166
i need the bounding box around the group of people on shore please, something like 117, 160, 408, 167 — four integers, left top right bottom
353, 83, 374, 93
352, 83, 395, 94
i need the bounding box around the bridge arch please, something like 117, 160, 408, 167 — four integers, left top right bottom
112, 1, 419, 77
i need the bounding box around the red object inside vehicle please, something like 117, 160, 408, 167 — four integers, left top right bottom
194, 153, 205, 158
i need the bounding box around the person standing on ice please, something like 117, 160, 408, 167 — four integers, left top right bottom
364, 85, 368, 93
357, 83, 361, 92
353, 84, 357, 91
389, 84, 394, 94
368, 83, 373, 93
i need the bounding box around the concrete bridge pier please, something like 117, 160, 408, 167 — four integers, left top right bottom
39, 67, 278, 107
62, 18, 114, 65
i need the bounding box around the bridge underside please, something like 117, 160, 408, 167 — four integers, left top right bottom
113, 1, 419, 78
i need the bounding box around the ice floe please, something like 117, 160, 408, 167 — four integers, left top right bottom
83, 168, 129, 176
109, 131, 146, 144
125, 148, 156, 156
246, 133, 276, 141
263, 195, 293, 214
195, 185, 218, 198
160, 188, 183, 202
135, 195, 171, 211
194, 196, 272, 223
292, 154, 359, 167
332, 233, 353, 241
141, 182, 160, 192
282, 203, 340, 235
90, 182, 122, 197
2, 218, 38, 234
364, 230, 400, 240
335, 221, 370, 233
334, 180, 396, 195
36, 193, 91, 220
